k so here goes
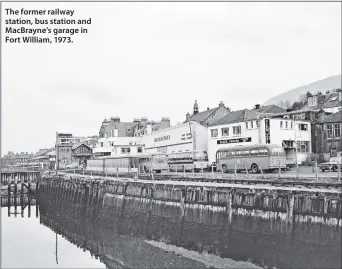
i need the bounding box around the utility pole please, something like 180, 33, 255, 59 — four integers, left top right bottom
56, 132, 59, 175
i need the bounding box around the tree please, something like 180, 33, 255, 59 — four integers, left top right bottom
306, 91, 312, 98
278, 100, 292, 109
317, 91, 322, 96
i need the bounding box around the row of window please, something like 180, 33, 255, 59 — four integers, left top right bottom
218, 149, 269, 159
211, 126, 241, 138
296, 141, 309, 153
245, 121, 259, 129
326, 124, 341, 139
280, 121, 293, 129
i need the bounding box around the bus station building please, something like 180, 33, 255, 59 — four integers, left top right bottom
207, 108, 312, 165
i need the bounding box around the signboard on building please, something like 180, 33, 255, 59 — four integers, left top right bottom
265, 119, 271, 144
217, 137, 252, 144
154, 135, 170, 143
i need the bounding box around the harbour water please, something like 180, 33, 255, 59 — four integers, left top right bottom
1, 187, 341, 269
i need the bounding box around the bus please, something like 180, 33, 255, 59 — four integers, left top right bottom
216, 144, 287, 173
86, 153, 169, 174
167, 150, 209, 172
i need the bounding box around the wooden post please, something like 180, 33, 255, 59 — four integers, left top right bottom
315, 161, 318, 180
116, 168, 118, 179
180, 187, 187, 220
286, 192, 295, 223
28, 199, 31, 218
211, 163, 214, 174
338, 162, 341, 181
260, 164, 264, 179
192, 163, 195, 177
245, 164, 249, 176
234, 164, 237, 177
226, 191, 233, 224
183, 165, 185, 177
201, 166, 204, 176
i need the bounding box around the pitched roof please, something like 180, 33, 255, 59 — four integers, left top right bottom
189, 107, 220, 124
72, 142, 92, 150
325, 111, 342, 123
252, 105, 286, 114
299, 92, 341, 111
209, 109, 259, 127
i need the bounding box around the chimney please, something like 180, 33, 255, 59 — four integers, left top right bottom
207, 107, 210, 111
318, 108, 325, 123
111, 116, 120, 123
219, 101, 224, 107
337, 89, 342, 101
255, 104, 260, 109
286, 108, 292, 112
186, 112, 190, 122
193, 100, 199, 114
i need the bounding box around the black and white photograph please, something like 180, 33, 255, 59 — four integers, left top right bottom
1, 1, 341, 268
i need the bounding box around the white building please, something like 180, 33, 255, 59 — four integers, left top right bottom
139, 121, 208, 154
93, 136, 143, 157
207, 109, 312, 165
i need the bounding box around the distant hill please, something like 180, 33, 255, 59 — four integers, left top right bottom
263, 74, 342, 106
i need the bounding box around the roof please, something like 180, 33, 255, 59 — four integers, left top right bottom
72, 142, 92, 150
324, 111, 342, 123
299, 92, 341, 111
208, 109, 259, 127
252, 105, 286, 114
217, 144, 284, 151
189, 107, 220, 124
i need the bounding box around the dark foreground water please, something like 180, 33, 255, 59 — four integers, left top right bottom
1, 192, 341, 269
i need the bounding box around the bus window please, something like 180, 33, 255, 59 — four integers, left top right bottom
236, 150, 242, 157
258, 149, 268, 156
250, 149, 258, 156
231, 151, 236, 156
193, 151, 208, 161
242, 150, 250, 157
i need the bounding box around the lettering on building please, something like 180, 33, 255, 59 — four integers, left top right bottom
265, 119, 271, 144
154, 135, 170, 143
217, 137, 252, 144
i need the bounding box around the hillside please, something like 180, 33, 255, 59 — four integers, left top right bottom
263, 74, 342, 106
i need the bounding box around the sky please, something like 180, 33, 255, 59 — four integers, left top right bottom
1, 2, 341, 155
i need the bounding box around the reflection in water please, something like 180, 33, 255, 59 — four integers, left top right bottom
2, 185, 341, 269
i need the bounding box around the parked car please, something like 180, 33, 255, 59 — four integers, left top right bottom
319, 152, 342, 172
66, 163, 82, 170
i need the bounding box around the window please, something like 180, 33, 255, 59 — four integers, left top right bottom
242, 150, 250, 156
211, 129, 218, 138
308, 96, 317, 106
121, 148, 131, 154
334, 124, 341, 139
126, 128, 131, 132
298, 123, 308, 131
221, 128, 229, 136
138, 147, 143, 153
297, 141, 309, 153
233, 126, 241, 135
285, 121, 288, 129
245, 122, 248, 129
280, 121, 283, 128
100, 142, 104, 147
256, 121, 259, 127
301, 114, 305, 120
290, 122, 293, 129
326, 124, 333, 139
250, 149, 258, 156
235, 150, 242, 157
250, 121, 254, 129
114, 129, 118, 137
258, 149, 268, 156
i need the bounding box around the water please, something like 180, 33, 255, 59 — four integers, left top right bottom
1, 190, 341, 269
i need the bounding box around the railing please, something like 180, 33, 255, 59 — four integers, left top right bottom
0, 167, 44, 172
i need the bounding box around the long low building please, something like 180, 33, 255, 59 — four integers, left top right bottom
139, 121, 208, 154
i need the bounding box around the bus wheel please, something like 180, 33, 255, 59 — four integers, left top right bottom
251, 163, 259, 173
222, 164, 228, 173
332, 166, 337, 172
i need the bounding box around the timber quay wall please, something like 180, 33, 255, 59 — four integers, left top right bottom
38, 174, 342, 225
37, 174, 342, 269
